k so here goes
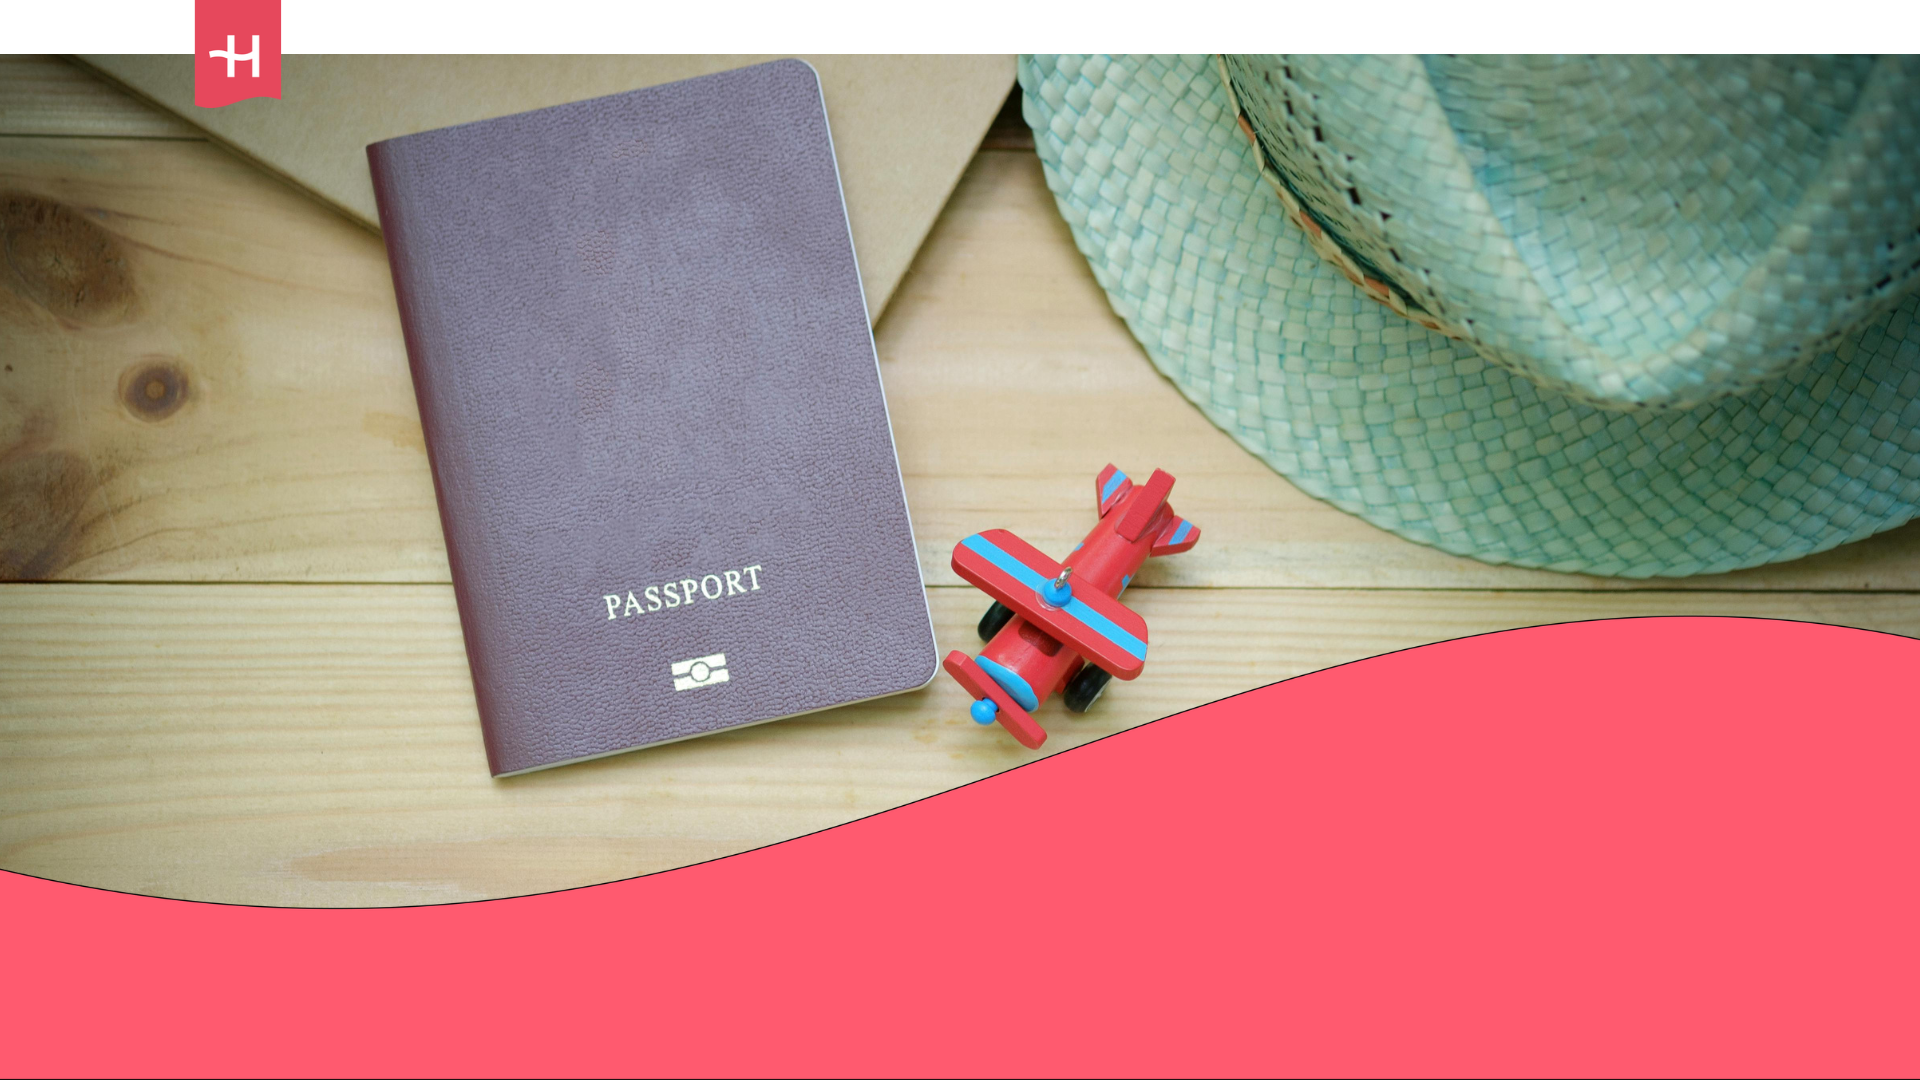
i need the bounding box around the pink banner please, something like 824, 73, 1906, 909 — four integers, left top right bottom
194, 0, 280, 108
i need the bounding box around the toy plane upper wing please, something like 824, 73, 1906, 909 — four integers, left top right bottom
951, 529, 1147, 679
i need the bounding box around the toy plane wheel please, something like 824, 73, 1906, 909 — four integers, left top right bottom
977, 601, 1015, 642
1063, 664, 1112, 713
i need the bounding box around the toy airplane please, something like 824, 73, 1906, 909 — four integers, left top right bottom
943, 465, 1200, 749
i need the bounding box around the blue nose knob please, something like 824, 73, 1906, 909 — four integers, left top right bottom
970, 698, 999, 725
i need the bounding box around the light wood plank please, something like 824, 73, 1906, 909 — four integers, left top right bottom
0, 136, 446, 582
0, 56, 201, 139
5, 136, 1920, 590
4, 581, 1916, 906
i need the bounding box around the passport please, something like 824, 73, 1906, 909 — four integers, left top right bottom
367, 60, 938, 776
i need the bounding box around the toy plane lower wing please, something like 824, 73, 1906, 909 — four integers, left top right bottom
942, 652, 1047, 749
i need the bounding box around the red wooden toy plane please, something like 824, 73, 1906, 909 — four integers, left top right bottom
943, 464, 1200, 748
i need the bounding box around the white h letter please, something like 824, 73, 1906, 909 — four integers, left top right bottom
209, 35, 260, 79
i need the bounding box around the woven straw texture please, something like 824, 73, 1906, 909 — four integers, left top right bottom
1022, 54, 1920, 578
1224, 56, 1920, 410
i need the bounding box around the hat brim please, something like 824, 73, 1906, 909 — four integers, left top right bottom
1021, 54, 1920, 578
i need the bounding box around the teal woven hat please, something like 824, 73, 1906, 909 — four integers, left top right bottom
1021, 56, 1920, 577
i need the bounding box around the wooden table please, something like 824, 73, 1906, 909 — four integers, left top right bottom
5, 56, 1918, 906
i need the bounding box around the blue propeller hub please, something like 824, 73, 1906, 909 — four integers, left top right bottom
970, 698, 999, 725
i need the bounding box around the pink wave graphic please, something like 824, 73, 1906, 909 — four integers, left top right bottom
5, 617, 1916, 1076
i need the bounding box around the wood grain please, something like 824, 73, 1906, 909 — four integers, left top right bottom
4, 126, 1918, 589
3, 60, 1919, 907
8, 581, 1918, 906
0, 57, 202, 140
0, 135, 446, 582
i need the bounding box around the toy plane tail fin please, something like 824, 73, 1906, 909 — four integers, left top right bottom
1114, 469, 1175, 541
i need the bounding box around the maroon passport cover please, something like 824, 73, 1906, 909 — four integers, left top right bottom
367, 60, 937, 776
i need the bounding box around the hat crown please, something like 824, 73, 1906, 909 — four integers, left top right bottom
1224, 55, 1920, 410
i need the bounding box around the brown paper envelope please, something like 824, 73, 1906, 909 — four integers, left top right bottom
78, 54, 1017, 318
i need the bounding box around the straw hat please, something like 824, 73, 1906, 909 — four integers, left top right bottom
1022, 55, 1920, 576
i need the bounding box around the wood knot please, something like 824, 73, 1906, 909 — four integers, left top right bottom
120, 358, 189, 421
2, 191, 134, 325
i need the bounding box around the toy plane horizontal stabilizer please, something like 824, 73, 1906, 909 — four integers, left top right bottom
1151, 514, 1200, 556
944, 651, 1047, 749
1095, 464, 1133, 517
951, 529, 1147, 680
